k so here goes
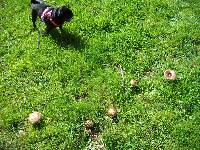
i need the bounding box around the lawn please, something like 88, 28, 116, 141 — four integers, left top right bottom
1, 0, 200, 149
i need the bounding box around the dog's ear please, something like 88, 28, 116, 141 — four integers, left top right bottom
57, 6, 63, 16
57, 6, 65, 16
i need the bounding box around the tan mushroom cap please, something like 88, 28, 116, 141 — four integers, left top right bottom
130, 79, 137, 87
164, 70, 176, 80
107, 107, 117, 118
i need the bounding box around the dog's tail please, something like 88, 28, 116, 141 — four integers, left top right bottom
31, 0, 43, 4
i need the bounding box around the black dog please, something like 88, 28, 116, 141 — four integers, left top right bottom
31, 0, 73, 33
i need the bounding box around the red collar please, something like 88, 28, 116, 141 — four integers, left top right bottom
41, 7, 60, 27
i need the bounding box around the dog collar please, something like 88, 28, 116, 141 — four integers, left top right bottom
41, 7, 52, 21
41, 7, 60, 27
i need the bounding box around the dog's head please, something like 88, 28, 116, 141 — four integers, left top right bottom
56, 6, 73, 22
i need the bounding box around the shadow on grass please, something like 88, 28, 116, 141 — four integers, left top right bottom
112, 116, 119, 123
32, 119, 46, 130
131, 86, 141, 94
49, 29, 85, 50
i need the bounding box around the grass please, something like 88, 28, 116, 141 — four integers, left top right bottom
1, 0, 200, 149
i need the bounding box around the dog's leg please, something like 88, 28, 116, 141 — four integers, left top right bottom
45, 25, 54, 34
59, 25, 63, 31
59, 25, 67, 37
31, 10, 38, 28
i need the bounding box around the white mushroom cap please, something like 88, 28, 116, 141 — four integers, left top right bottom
28, 112, 42, 124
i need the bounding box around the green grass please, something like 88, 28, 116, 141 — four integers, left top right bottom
1, 0, 200, 149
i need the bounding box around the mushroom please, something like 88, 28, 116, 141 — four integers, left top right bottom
130, 79, 137, 87
28, 111, 42, 124
84, 120, 93, 130
164, 70, 176, 80
107, 107, 117, 118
